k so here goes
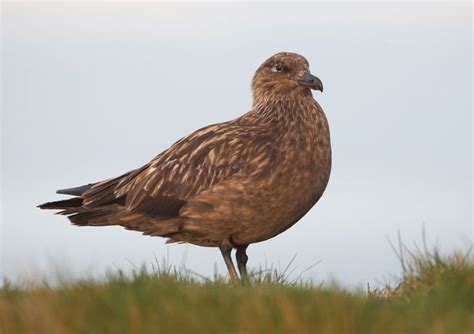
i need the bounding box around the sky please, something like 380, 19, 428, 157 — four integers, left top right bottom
1, 2, 472, 287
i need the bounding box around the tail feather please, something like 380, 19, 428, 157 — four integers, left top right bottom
37, 197, 83, 210
38, 167, 185, 238
57, 183, 96, 196
38, 197, 185, 238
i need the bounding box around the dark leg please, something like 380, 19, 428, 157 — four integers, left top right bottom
219, 244, 239, 282
236, 245, 249, 279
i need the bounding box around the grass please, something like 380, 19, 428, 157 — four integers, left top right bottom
1, 239, 473, 334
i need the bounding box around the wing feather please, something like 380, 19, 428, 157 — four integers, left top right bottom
80, 118, 275, 221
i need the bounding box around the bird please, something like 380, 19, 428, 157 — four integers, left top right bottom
38, 52, 331, 282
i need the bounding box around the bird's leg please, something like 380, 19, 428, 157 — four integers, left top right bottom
236, 245, 249, 280
219, 244, 239, 282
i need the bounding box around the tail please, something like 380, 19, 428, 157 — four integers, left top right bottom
37, 195, 125, 227
38, 183, 94, 210
37, 179, 128, 227
36, 170, 181, 235
37, 197, 83, 210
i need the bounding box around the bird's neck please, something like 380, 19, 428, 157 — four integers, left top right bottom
251, 94, 319, 123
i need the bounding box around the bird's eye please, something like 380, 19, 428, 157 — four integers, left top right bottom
271, 64, 283, 73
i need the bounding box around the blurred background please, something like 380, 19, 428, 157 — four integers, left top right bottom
1, 2, 471, 287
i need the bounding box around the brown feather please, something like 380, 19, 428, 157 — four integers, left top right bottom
38, 197, 83, 210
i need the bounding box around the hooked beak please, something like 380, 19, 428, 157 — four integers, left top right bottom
298, 71, 323, 92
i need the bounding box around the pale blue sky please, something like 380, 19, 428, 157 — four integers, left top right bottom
1, 2, 472, 286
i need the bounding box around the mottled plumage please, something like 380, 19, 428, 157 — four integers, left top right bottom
39, 52, 331, 281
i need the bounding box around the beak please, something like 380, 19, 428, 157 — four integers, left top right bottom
298, 71, 323, 92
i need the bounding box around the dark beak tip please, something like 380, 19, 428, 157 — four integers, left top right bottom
299, 72, 323, 92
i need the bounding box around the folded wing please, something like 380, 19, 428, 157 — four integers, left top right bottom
40, 118, 274, 237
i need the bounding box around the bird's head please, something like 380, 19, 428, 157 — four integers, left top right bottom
252, 52, 323, 102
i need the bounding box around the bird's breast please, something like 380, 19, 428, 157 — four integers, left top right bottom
273, 108, 331, 199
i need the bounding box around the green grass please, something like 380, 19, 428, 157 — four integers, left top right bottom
1, 242, 473, 334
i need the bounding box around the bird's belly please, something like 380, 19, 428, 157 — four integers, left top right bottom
232, 158, 331, 245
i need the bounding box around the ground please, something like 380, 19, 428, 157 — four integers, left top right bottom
1, 244, 473, 333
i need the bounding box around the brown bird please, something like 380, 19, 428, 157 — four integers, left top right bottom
38, 52, 331, 282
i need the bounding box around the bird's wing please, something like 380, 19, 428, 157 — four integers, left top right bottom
81, 120, 275, 218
